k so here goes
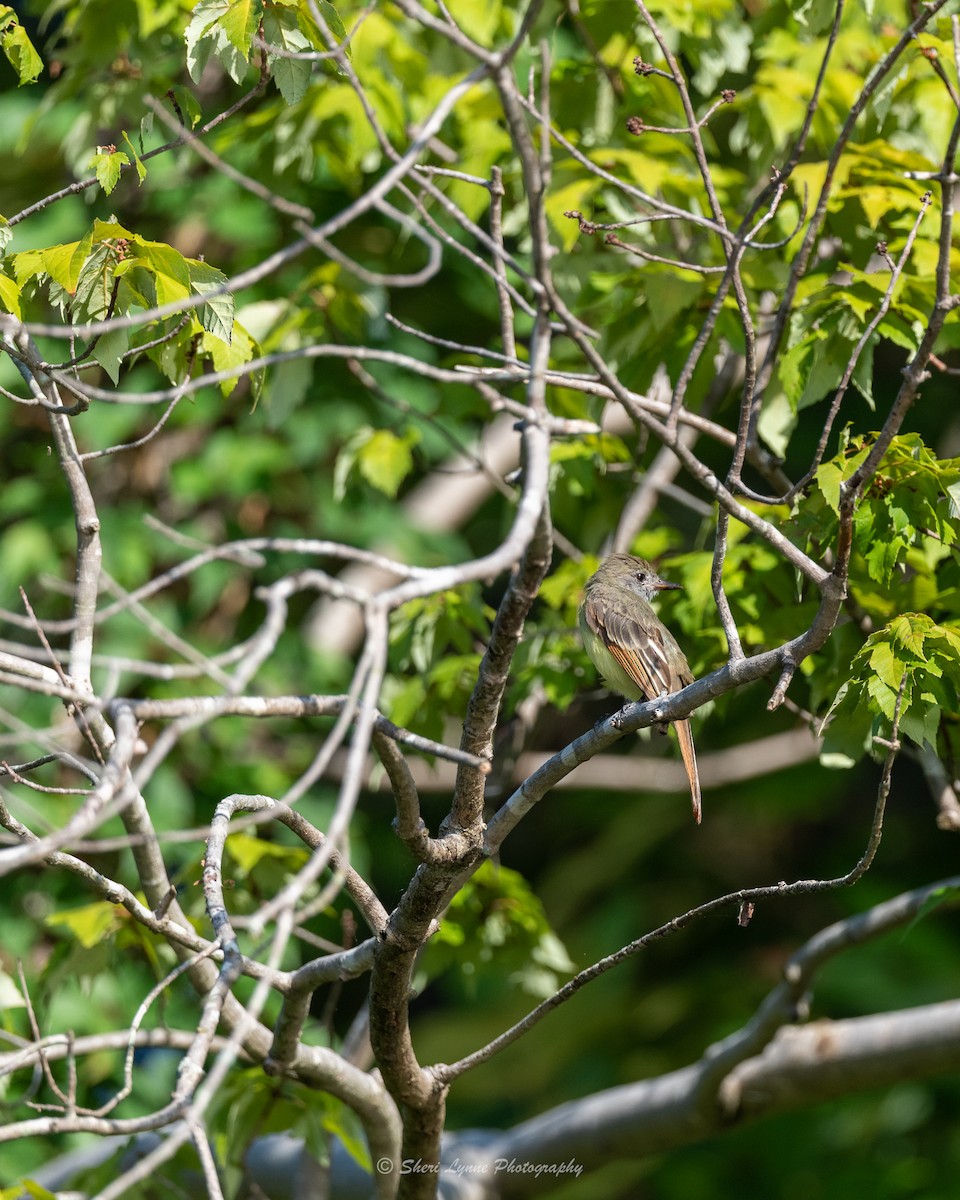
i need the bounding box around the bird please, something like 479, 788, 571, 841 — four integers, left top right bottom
579, 553, 702, 823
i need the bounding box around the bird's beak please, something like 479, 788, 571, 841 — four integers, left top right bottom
652, 579, 682, 592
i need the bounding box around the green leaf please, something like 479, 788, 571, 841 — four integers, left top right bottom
219, 0, 263, 56
888, 612, 929, 658
212, 1067, 370, 1178
263, 6, 313, 105
189, 259, 234, 342
0, 270, 20, 317
46, 902, 123, 949
757, 388, 796, 459
90, 217, 134, 241
12, 231, 97, 296
788, 0, 839, 31
427, 652, 482, 700
357, 428, 419, 497
898, 693, 940, 748
0, 1181, 56, 1200
225, 832, 309, 874
168, 85, 203, 129
0, 10, 42, 85
868, 639, 905, 690
217, 1069, 328, 1170
57, 226, 95, 294
545, 178, 602, 250
315, 1091, 371, 1172
866, 672, 898, 721
863, 532, 903, 584
642, 269, 706, 335
307, 0, 348, 47
816, 459, 844, 514
336, 424, 421, 504
70, 241, 121, 318
946, 479, 960, 521
201, 321, 259, 397
88, 147, 129, 196
539, 558, 591, 612
91, 327, 130, 383
381, 674, 427, 729
423, 860, 575, 999
856, 183, 927, 229
184, 0, 251, 83
128, 237, 192, 303
121, 131, 147, 183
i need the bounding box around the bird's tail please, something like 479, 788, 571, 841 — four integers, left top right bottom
675, 719, 702, 824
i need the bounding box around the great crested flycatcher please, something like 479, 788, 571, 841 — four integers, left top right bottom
579, 554, 702, 823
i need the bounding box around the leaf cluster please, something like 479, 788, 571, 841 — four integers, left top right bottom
422, 860, 576, 1001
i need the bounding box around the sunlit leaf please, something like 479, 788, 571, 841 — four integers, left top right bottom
88, 147, 129, 196
46, 903, 123, 949
0, 11, 42, 85
263, 6, 313, 104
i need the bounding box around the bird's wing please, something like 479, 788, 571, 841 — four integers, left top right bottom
584, 595, 686, 701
